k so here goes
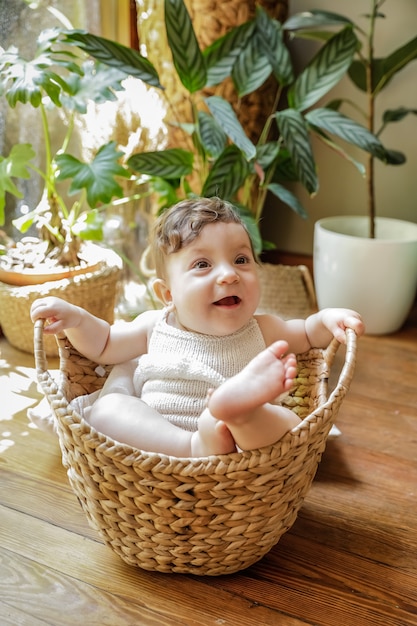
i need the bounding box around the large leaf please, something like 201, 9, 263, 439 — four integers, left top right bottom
128, 148, 194, 179
56, 141, 130, 207
197, 111, 227, 158
0, 144, 36, 222
349, 35, 417, 96
289, 26, 358, 111
231, 33, 272, 98
202, 146, 249, 199
375, 36, 417, 94
255, 7, 293, 86
204, 21, 255, 87
61, 61, 126, 113
305, 108, 389, 162
164, 0, 206, 93
0, 32, 79, 107
275, 109, 318, 195
63, 30, 162, 88
267, 182, 308, 218
255, 142, 281, 171
206, 96, 256, 160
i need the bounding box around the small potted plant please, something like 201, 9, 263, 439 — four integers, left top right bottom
0, 26, 128, 353
285, 1, 417, 333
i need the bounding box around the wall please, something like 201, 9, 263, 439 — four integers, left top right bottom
261, 0, 417, 255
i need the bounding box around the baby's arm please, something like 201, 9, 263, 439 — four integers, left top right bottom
305, 308, 365, 347
30, 296, 157, 364
31, 296, 110, 360
257, 307, 364, 354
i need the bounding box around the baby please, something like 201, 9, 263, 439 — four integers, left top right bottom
31, 197, 364, 457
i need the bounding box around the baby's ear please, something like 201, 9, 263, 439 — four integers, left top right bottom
152, 278, 172, 306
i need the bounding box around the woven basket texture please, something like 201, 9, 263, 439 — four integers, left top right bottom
257, 263, 317, 319
33, 266, 357, 576
0, 259, 121, 357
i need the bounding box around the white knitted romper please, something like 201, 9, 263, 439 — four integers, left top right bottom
133, 311, 266, 432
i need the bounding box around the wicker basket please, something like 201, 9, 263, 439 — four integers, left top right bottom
33, 265, 357, 576
0, 250, 122, 357
257, 263, 317, 319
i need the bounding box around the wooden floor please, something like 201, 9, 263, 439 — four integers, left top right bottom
1, 305, 416, 625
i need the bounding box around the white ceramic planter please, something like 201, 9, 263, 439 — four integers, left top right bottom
313, 216, 417, 335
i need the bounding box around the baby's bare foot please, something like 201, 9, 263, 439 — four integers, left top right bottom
191, 412, 236, 457
208, 340, 297, 425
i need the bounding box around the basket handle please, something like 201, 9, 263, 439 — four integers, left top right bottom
326, 327, 357, 399
34, 318, 49, 376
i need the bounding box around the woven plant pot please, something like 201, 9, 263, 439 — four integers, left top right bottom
33, 264, 357, 576
0, 248, 122, 357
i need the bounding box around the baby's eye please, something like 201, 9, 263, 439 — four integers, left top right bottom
235, 255, 250, 265
193, 259, 210, 269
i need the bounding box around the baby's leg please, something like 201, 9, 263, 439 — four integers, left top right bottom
206, 340, 301, 450
88, 393, 235, 457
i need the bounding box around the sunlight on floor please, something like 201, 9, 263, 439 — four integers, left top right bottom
0, 343, 45, 453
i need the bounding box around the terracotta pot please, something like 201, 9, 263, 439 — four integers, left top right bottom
0, 242, 104, 286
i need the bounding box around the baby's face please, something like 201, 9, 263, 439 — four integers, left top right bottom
162, 221, 261, 336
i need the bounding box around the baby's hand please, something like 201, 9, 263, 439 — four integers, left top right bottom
30, 297, 81, 334
322, 308, 365, 344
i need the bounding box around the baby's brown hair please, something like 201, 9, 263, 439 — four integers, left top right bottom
150, 197, 257, 278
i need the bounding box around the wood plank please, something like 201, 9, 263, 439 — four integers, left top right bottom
1, 299, 416, 626
0, 548, 185, 626
0, 469, 97, 541
0, 506, 303, 626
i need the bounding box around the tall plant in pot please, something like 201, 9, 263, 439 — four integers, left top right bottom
287, 1, 417, 334
64, 0, 389, 257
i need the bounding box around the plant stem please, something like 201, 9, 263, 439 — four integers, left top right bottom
366, 0, 378, 238
40, 102, 54, 195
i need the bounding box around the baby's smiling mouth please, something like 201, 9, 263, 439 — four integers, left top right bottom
214, 296, 241, 306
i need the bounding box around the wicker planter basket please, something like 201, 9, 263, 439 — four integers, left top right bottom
33, 265, 357, 576
0, 249, 122, 356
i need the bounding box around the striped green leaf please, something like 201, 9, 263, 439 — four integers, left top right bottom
202, 146, 249, 199
232, 35, 272, 97
198, 111, 227, 158
127, 148, 194, 178
289, 26, 358, 111
275, 109, 318, 195
164, 0, 206, 93
206, 96, 256, 160
305, 108, 389, 161
267, 182, 308, 218
63, 31, 162, 88
204, 21, 255, 87
255, 7, 293, 86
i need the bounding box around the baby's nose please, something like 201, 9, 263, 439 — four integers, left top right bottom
217, 264, 239, 283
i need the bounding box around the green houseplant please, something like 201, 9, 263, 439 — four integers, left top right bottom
0, 0, 393, 351
0, 27, 132, 272
0, 16, 130, 353
1, 0, 389, 263
286, 0, 417, 334
61, 0, 389, 255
